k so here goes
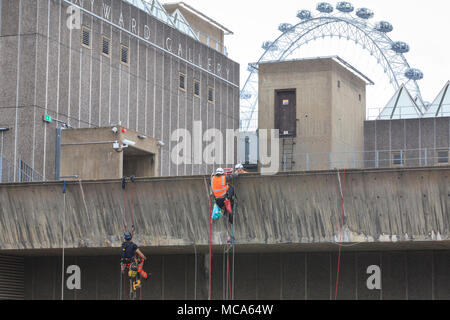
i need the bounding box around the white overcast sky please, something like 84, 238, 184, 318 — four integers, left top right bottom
182, 0, 450, 111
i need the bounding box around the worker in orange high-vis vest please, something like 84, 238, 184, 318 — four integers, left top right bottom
211, 168, 238, 224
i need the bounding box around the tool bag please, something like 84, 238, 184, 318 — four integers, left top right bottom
212, 204, 222, 221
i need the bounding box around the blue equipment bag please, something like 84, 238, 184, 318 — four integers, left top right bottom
212, 204, 222, 221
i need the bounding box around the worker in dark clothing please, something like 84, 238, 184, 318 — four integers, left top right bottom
211, 168, 238, 224
121, 232, 148, 281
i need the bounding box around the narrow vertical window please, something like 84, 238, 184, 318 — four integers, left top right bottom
81, 26, 91, 49
208, 86, 214, 104
193, 80, 200, 97
102, 36, 111, 57
179, 72, 186, 91
121, 44, 129, 66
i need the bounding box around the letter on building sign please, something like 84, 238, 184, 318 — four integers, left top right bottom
208, 58, 212, 72
131, 18, 137, 34
102, 3, 112, 20
144, 25, 151, 40
166, 38, 173, 52
66, 265, 81, 290
119, 12, 124, 28
366, 265, 381, 290
66, 5, 81, 30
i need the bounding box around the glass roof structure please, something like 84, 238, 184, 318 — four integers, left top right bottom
125, 0, 198, 40
377, 85, 423, 120
170, 8, 199, 40
423, 81, 450, 118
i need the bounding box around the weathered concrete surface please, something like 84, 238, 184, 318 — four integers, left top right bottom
0, 167, 449, 252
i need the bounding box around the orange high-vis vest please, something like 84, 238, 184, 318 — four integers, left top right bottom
211, 175, 229, 199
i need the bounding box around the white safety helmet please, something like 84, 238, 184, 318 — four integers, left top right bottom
235, 163, 244, 170
216, 168, 225, 175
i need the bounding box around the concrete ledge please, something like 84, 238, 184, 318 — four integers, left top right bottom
0, 166, 449, 252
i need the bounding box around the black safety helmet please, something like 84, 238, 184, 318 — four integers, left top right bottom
124, 232, 132, 241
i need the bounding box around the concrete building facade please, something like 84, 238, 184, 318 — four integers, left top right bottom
0, 0, 240, 182
22, 250, 450, 300
258, 57, 369, 172
364, 117, 450, 168
60, 126, 160, 180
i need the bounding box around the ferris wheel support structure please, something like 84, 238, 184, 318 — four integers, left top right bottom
240, 3, 423, 132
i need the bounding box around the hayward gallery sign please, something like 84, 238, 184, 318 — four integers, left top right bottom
67, 0, 236, 85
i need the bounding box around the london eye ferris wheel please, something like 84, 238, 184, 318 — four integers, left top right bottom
240, 2, 424, 131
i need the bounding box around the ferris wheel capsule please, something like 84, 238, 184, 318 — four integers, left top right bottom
375, 21, 393, 33
405, 68, 423, 80
317, 2, 333, 13
297, 10, 312, 20
391, 41, 410, 54
262, 41, 278, 51
356, 8, 374, 19
240, 92, 252, 100
336, 2, 354, 13
279, 23, 294, 33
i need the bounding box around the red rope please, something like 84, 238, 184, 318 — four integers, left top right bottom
227, 246, 232, 300
208, 195, 213, 300
334, 169, 347, 301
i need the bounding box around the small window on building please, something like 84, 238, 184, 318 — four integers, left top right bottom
359, 94, 362, 101
392, 151, 404, 166
193, 79, 200, 97
81, 26, 91, 49
102, 36, 111, 57
179, 72, 186, 91
208, 86, 214, 104
121, 44, 129, 66
338, 80, 341, 88
437, 150, 449, 164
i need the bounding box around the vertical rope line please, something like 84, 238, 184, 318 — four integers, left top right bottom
130, 180, 135, 228
61, 189, 66, 301
61, 180, 67, 300
208, 195, 213, 300
123, 184, 128, 231
193, 243, 197, 300
223, 245, 226, 299
232, 222, 236, 300
227, 246, 232, 300
204, 176, 213, 300
334, 168, 347, 301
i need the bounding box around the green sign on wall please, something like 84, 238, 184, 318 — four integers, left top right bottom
43, 115, 53, 123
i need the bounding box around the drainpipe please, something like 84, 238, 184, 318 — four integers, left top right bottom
55, 127, 63, 181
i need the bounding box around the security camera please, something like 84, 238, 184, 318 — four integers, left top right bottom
112, 127, 118, 134
122, 139, 136, 147
157, 141, 165, 147
113, 141, 123, 153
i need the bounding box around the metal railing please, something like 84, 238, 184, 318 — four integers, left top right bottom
367, 105, 450, 120
281, 148, 450, 172
0, 157, 45, 184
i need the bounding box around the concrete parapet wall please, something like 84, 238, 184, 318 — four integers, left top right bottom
0, 167, 449, 252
